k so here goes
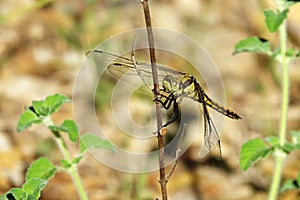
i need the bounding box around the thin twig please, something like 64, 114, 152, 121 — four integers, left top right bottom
140, 0, 167, 200
166, 155, 178, 183
166, 123, 186, 182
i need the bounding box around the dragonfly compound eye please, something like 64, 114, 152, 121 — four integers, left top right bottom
162, 75, 180, 92
171, 80, 180, 91
162, 75, 173, 92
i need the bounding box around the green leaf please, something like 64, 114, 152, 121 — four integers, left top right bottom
272, 48, 297, 63
60, 159, 71, 168
265, 136, 279, 146
48, 120, 78, 142
281, 143, 295, 154
17, 110, 42, 132
72, 156, 83, 164
280, 172, 300, 193
60, 120, 78, 142
17, 94, 71, 132
290, 130, 300, 144
44, 94, 71, 115
32, 100, 48, 116
272, 49, 294, 64
1, 188, 26, 200
280, 179, 298, 192
48, 125, 59, 132
264, 9, 289, 33
240, 138, 273, 170
233, 37, 271, 55
80, 133, 115, 154
26, 158, 56, 181
283, 1, 299, 9
22, 178, 47, 200
286, 47, 295, 57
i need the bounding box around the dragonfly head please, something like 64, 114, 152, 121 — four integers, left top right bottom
162, 75, 180, 93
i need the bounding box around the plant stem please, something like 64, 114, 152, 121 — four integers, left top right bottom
69, 164, 88, 200
53, 131, 88, 200
140, 1, 168, 199
278, 24, 289, 148
268, 18, 289, 200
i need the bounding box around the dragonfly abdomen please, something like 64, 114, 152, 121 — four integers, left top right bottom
178, 76, 241, 120
201, 94, 241, 120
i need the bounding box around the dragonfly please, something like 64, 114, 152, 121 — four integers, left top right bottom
86, 49, 241, 157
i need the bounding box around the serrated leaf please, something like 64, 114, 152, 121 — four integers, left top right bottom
240, 138, 273, 170
60, 120, 78, 142
22, 178, 47, 200
48, 120, 78, 142
26, 158, 56, 181
17, 110, 42, 132
32, 100, 48, 116
264, 9, 289, 33
44, 94, 71, 115
233, 37, 271, 55
80, 133, 115, 154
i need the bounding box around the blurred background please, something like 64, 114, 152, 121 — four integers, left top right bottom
1, 0, 300, 199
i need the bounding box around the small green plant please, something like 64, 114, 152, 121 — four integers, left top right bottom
234, 1, 300, 199
0, 93, 114, 200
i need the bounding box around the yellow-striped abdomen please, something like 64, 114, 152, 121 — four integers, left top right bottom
162, 74, 241, 120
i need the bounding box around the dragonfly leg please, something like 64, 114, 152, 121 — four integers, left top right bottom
152, 101, 179, 135
152, 93, 179, 134
162, 101, 179, 128
155, 93, 179, 127
154, 93, 175, 110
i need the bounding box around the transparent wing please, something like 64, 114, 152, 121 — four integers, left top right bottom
198, 87, 222, 158
86, 50, 185, 87
204, 113, 222, 158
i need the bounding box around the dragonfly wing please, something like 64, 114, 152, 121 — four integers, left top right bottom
86, 50, 152, 86
87, 50, 185, 88
204, 116, 222, 159
86, 50, 133, 65
197, 84, 222, 158
108, 62, 156, 87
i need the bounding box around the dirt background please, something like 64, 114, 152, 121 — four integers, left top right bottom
1, 0, 300, 200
